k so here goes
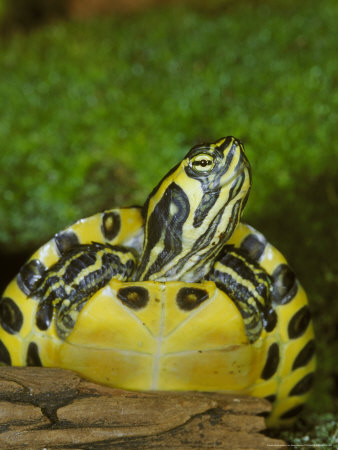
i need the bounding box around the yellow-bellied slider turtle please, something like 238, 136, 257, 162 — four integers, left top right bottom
0, 137, 315, 427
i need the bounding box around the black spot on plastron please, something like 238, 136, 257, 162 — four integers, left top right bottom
54, 231, 80, 256
176, 287, 209, 311
289, 372, 315, 396
0, 339, 11, 365
264, 394, 277, 403
101, 211, 121, 241
117, 287, 149, 310
240, 234, 266, 261
292, 339, 316, 371
288, 306, 311, 340
263, 308, 278, 333
261, 342, 280, 380
271, 264, 298, 305
36, 302, 54, 331
26, 342, 42, 366
17, 259, 46, 295
280, 404, 304, 420
0, 297, 23, 334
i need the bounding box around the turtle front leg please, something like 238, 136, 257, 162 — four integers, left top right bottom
30, 243, 137, 340
206, 246, 274, 343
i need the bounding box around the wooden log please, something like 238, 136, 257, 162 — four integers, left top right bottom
0, 367, 286, 449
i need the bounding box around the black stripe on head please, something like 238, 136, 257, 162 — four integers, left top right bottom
142, 162, 181, 220
138, 182, 190, 280
193, 188, 221, 228
228, 170, 247, 201
164, 199, 231, 280
168, 198, 244, 281
219, 136, 237, 150
193, 201, 230, 252
196, 197, 243, 256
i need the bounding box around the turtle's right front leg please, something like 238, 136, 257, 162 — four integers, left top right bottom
31, 243, 137, 339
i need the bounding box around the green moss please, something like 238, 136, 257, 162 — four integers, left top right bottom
0, 0, 337, 441
268, 412, 338, 447
1, 0, 337, 246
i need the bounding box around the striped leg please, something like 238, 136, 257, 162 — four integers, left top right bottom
226, 223, 316, 428
207, 246, 274, 343
30, 243, 137, 339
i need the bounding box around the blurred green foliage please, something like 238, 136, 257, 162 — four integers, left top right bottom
0, 0, 337, 439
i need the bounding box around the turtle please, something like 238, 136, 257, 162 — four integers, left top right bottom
0, 136, 315, 428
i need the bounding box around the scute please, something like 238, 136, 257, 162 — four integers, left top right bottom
0, 339, 11, 365
26, 342, 42, 366
101, 211, 121, 241
17, 259, 46, 295
288, 306, 311, 339
271, 264, 298, 306
117, 286, 150, 310
54, 231, 80, 256
292, 339, 315, 370
261, 342, 280, 380
240, 233, 266, 261
288, 372, 315, 396
0, 297, 23, 334
176, 287, 209, 311
36, 302, 53, 331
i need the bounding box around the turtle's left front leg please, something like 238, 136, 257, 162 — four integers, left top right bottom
206, 246, 274, 343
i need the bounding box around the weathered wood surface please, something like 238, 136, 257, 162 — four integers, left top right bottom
0, 367, 286, 449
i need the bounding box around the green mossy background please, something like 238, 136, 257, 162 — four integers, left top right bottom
0, 0, 337, 445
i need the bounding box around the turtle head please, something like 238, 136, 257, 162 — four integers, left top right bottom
136, 136, 251, 281
183, 136, 251, 227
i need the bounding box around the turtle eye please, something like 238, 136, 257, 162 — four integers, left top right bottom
190, 153, 215, 173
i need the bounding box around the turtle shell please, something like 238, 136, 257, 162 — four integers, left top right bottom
0, 207, 315, 428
